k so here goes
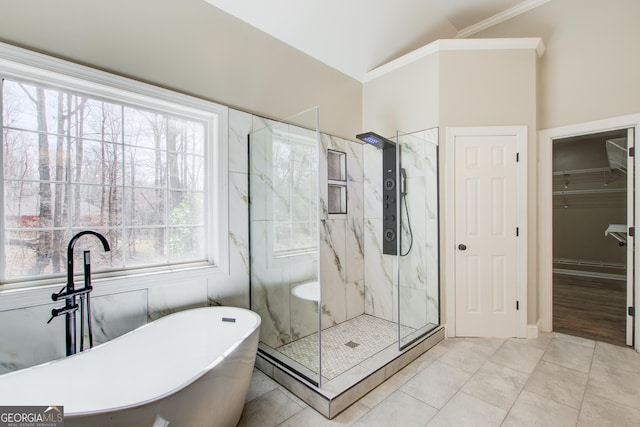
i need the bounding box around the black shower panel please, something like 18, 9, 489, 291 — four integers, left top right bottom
356, 131, 398, 255
382, 146, 397, 255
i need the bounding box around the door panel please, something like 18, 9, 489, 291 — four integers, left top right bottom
455, 134, 519, 337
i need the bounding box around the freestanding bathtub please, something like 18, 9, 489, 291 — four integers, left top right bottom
0, 306, 261, 427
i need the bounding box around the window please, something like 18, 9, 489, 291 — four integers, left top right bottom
270, 129, 318, 257
0, 45, 228, 284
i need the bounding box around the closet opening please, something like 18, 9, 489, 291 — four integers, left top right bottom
552, 128, 633, 346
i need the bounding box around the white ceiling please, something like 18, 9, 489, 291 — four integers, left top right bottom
203, 0, 549, 81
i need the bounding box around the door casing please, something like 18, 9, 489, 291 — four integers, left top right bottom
539, 114, 640, 352
445, 126, 528, 338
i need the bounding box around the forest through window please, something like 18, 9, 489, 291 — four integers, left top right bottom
1, 77, 210, 282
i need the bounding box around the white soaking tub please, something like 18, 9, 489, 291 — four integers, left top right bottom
0, 306, 261, 427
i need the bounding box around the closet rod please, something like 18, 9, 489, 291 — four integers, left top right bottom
552, 188, 625, 196
552, 167, 611, 176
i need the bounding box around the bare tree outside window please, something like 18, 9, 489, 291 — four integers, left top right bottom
1, 78, 207, 282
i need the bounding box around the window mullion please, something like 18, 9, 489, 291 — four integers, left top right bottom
120, 104, 126, 268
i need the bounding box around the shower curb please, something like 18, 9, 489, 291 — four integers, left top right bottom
254, 326, 445, 419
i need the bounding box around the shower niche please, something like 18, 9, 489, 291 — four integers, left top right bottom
248, 110, 442, 418
327, 149, 347, 214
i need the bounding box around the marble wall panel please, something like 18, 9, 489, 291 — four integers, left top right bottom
363, 145, 383, 219
320, 219, 346, 328
290, 286, 319, 340
251, 269, 291, 348
147, 281, 206, 321
91, 289, 149, 344
426, 218, 440, 325
399, 135, 426, 178
399, 177, 428, 291
250, 220, 292, 348
363, 219, 394, 321
323, 135, 364, 184
316, 135, 365, 328
345, 180, 364, 283
216, 171, 251, 307
229, 108, 251, 173
398, 286, 428, 330
0, 289, 149, 374
248, 128, 274, 222
0, 303, 65, 373
345, 280, 365, 320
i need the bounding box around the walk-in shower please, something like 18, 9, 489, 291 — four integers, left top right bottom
248, 109, 441, 417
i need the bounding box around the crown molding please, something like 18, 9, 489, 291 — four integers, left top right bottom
363, 37, 545, 83
456, 0, 552, 39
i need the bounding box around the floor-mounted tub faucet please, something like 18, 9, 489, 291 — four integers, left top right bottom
49, 231, 111, 356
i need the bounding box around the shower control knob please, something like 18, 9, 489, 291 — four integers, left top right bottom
384, 229, 396, 241
458, 244, 467, 251
384, 178, 395, 190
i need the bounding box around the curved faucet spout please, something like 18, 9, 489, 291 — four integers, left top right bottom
67, 231, 111, 287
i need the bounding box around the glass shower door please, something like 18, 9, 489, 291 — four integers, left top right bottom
248, 108, 322, 385
397, 128, 440, 349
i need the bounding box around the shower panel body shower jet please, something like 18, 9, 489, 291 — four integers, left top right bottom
356, 131, 399, 255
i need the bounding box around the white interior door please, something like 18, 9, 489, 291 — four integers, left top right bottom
627, 128, 635, 346
454, 133, 520, 337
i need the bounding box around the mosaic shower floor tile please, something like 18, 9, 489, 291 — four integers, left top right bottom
276, 315, 415, 379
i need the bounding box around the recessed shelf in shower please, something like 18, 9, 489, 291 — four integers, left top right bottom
327, 149, 347, 214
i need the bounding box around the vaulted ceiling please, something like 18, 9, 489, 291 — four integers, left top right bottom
203, 0, 549, 81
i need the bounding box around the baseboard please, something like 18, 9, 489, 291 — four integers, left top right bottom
527, 323, 539, 339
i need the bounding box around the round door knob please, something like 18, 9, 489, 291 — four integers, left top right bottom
458, 244, 467, 251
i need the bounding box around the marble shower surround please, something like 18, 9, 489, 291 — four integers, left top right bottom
362, 128, 440, 328
397, 128, 440, 328
249, 118, 321, 349
250, 123, 367, 348
319, 134, 365, 329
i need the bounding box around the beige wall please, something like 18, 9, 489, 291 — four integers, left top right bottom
363, 45, 540, 327
362, 53, 439, 137
438, 49, 539, 324
0, 0, 362, 139
472, 0, 640, 130
554, 207, 626, 263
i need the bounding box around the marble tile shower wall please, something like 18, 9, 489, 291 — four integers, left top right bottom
249, 124, 367, 347
319, 135, 365, 329
397, 128, 439, 328
0, 107, 255, 374
249, 122, 320, 349
363, 128, 439, 327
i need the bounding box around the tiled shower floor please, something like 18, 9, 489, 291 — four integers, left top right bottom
276, 315, 415, 379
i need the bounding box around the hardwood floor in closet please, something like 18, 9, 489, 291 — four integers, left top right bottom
553, 272, 627, 346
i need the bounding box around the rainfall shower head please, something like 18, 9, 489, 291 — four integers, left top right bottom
356, 131, 395, 149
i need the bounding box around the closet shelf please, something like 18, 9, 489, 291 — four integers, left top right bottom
605, 224, 627, 245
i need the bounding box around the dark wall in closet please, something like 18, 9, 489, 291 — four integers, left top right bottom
552, 133, 627, 266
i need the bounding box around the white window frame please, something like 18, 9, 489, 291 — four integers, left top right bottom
0, 42, 229, 286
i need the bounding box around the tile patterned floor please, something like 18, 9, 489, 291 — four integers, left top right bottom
276, 315, 414, 379
238, 332, 640, 426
